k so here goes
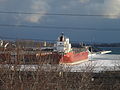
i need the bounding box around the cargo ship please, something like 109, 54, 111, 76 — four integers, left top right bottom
0, 33, 88, 65
54, 33, 88, 65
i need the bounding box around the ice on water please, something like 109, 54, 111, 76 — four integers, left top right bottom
70, 54, 120, 72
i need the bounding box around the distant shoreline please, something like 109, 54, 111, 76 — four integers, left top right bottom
93, 44, 120, 47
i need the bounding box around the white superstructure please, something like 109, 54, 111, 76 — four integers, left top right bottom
54, 33, 72, 53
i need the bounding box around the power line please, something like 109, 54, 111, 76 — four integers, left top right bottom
0, 11, 118, 17
0, 24, 120, 32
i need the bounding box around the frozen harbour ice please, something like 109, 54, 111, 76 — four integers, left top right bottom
69, 54, 120, 72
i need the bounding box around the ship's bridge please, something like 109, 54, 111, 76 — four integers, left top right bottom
54, 33, 72, 53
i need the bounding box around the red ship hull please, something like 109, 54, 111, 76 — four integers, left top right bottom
60, 51, 88, 65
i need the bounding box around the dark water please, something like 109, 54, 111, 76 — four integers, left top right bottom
98, 47, 120, 54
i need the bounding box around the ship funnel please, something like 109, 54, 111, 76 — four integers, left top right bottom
59, 32, 65, 42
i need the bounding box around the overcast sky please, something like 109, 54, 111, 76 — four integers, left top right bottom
0, 0, 120, 43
